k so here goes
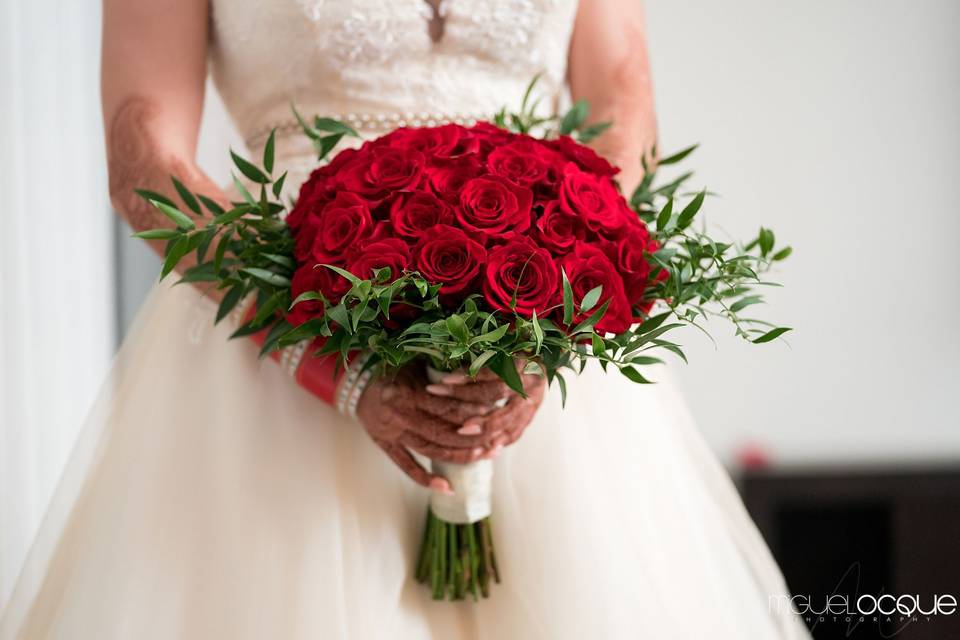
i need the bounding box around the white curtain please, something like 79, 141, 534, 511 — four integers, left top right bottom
0, 0, 114, 607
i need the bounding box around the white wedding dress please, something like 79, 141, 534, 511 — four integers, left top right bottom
1, 1, 810, 638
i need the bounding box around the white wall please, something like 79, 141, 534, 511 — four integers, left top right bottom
0, 0, 113, 606
646, 0, 960, 465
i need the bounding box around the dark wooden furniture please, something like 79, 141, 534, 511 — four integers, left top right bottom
740, 466, 960, 640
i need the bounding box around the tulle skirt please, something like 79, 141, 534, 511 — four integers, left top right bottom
1, 279, 809, 639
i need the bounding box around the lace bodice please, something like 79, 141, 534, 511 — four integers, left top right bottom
209, 0, 579, 155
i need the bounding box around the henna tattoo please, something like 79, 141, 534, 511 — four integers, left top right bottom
107, 96, 164, 231
106, 95, 225, 231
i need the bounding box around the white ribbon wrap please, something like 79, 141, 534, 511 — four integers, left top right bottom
425, 366, 495, 524
429, 458, 493, 524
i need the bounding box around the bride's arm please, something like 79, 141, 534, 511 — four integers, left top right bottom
568, 0, 658, 194
102, 0, 228, 300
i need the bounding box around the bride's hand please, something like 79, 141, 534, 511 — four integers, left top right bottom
426, 366, 547, 453
355, 365, 546, 491
356, 367, 502, 493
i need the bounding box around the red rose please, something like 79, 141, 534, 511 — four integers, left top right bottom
457, 176, 533, 240
425, 156, 482, 202
549, 135, 619, 177
558, 164, 630, 238
286, 264, 351, 326
413, 224, 487, 302
307, 191, 374, 262
389, 192, 454, 240
487, 139, 553, 187
483, 235, 558, 317
388, 124, 480, 159
468, 122, 516, 152
561, 243, 632, 334
535, 200, 582, 254
600, 225, 657, 304
286, 149, 362, 233
347, 237, 410, 282
338, 146, 425, 198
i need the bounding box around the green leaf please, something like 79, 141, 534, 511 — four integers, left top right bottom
677, 190, 706, 229
562, 268, 574, 325
636, 311, 671, 335
445, 314, 469, 344
263, 129, 276, 174
559, 99, 589, 135
322, 264, 362, 287
160, 235, 190, 279
292, 104, 319, 140
290, 290, 325, 309
469, 350, 498, 376
241, 268, 290, 287
276, 318, 326, 347
151, 200, 195, 230
215, 285, 245, 324
272, 172, 287, 200
258, 319, 293, 358
772, 246, 793, 261
752, 326, 792, 344
170, 176, 201, 215
134, 189, 176, 208
758, 227, 775, 256
730, 295, 764, 313
262, 253, 295, 269
323, 303, 348, 329
491, 353, 525, 397
213, 205, 252, 225
658, 144, 698, 166
197, 194, 225, 216
556, 372, 567, 407
230, 149, 269, 184
619, 365, 653, 384
571, 299, 610, 335
580, 285, 603, 312
133, 228, 180, 241
313, 117, 359, 138
577, 121, 612, 143
232, 173, 255, 204
531, 310, 544, 351
316, 133, 345, 159
656, 198, 674, 231
469, 323, 509, 345
213, 231, 230, 272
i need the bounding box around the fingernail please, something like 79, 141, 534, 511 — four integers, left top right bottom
425, 384, 453, 396
458, 424, 483, 435
429, 477, 454, 495
472, 447, 485, 457
442, 372, 469, 384
484, 445, 504, 459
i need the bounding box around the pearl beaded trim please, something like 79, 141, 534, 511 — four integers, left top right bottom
335, 351, 374, 417
245, 111, 488, 148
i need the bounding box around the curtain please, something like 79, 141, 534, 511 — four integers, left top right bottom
0, 0, 114, 607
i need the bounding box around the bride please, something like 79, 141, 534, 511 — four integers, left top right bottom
2, 0, 810, 638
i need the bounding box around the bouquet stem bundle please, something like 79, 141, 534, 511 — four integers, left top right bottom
415, 510, 499, 600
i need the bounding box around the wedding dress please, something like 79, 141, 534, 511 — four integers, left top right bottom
1, 1, 810, 638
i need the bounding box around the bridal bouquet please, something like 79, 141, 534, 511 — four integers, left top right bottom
135, 85, 791, 601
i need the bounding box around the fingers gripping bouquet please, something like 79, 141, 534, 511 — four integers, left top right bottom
136, 83, 792, 601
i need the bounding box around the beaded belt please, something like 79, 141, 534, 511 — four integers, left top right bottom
245, 111, 489, 148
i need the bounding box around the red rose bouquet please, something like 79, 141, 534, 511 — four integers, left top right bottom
136, 86, 791, 601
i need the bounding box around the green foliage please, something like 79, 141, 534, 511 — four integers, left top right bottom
135, 94, 792, 401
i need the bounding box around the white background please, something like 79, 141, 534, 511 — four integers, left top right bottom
646, 0, 960, 465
